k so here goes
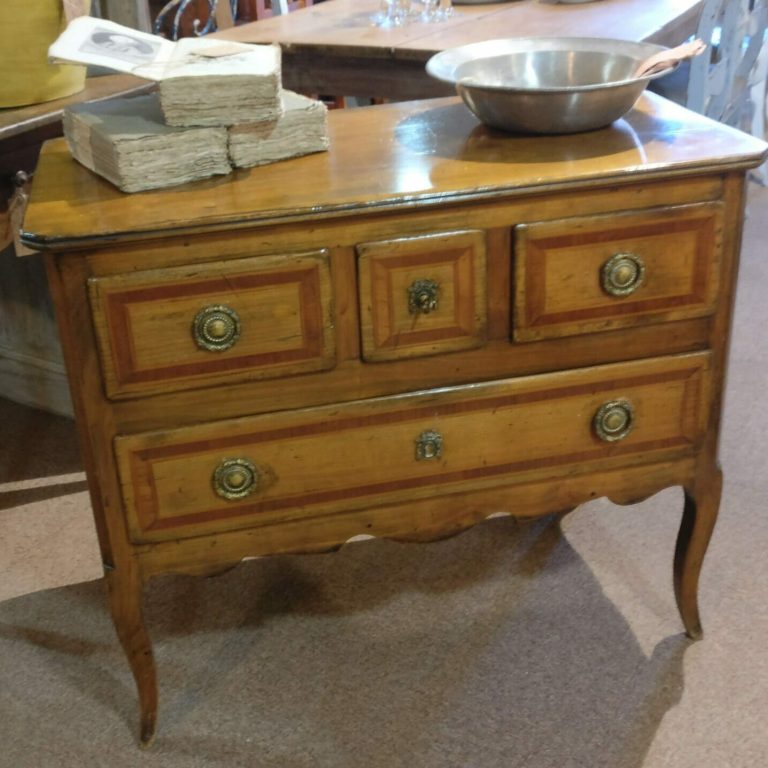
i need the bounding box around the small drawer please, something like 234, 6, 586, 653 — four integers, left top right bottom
356, 230, 487, 361
89, 250, 335, 399
514, 203, 723, 341
116, 352, 711, 543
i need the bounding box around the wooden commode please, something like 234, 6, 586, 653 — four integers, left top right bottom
21, 93, 767, 746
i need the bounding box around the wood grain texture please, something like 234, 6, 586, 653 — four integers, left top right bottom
210, 0, 705, 98
116, 352, 710, 542
104, 562, 157, 747
105, 321, 710, 434
678, 464, 722, 639
357, 230, 487, 361
215, 0, 704, 55
88, 250, 335, 398
21, 95, 767, 251
137, 457, 698, 578
669, 173, 750, 640
514, 202, 723, 340
78, 176, 726, 277
21, 96, 767, 744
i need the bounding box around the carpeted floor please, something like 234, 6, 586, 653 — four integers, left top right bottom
0, 184, 766, 767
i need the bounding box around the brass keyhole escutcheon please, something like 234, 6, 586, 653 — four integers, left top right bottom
415, 430, 443, 461
601, 253, 646, 297
193, 305, 241, 352
213, 458, 259, 500
408, 279, 439, 315
593, 400, 635, 442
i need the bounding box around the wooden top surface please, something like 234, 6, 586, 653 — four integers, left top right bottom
21, 93, 767, 251
216, 0, 704, 58
0, 75, 152, 144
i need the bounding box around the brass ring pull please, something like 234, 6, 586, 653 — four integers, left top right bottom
408, 279, 439, 315
193, 305, 241, 352
593, 400, 635, 442
213, 458, 259, 500
415, 430, 443, 460
601, 253, 645, 297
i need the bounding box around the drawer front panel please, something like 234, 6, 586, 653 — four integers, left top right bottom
116, 352, 711, 543
357, 230, 487, 361
514, 203, 723, 341
89, 251, 335, 398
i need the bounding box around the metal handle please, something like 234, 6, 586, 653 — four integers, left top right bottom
601, 253, 645, 297
415, 430, 443, 460
213, 458, 259, 500
193, 304, 241, 352
408, 279, 439, 315
593, 400, 635, 442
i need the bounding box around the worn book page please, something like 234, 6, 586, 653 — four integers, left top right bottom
48, 16, 271, 82
63, 94, 232, 192
162, 37, 280, 79
49, 17, 175, 79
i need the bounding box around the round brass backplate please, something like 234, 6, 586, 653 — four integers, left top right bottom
213, 458, 259, 500
593, 400, 635, 442
601, 253, 646, 297
192, 305, 241, 352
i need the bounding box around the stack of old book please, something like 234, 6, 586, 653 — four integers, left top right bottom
62, 40, 330, 193
158, 39, 284, 127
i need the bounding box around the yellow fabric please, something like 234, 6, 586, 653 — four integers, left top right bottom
0, 0, 90, 108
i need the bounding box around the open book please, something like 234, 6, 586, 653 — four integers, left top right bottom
53, 17, 330, 191
49, 16, 277, 80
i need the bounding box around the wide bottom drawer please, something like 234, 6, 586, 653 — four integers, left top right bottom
116, 352, 711, 543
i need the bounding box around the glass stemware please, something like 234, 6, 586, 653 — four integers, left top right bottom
436, 0, 454, 20
370, 0, 411, 27
370, 0, 453, 27
419, 0, 439, 21
414, 0, 453, 22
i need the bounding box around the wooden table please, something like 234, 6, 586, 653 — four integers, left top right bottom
216, 0, 705, 99
21, 93, 767, 745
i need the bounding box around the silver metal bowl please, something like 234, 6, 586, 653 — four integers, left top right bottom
426, 37, 676, 134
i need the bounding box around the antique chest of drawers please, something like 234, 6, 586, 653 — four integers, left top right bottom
21, 94, 767, 745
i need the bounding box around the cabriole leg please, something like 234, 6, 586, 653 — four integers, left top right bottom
105, 566, 158, 747
674, 467, 722, 640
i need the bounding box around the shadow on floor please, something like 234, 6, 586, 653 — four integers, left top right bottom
0, 513, 691, 768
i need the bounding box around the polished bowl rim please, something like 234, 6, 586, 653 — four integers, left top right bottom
426, 37, 676, 93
